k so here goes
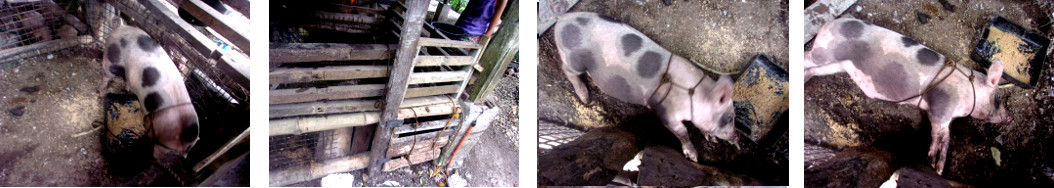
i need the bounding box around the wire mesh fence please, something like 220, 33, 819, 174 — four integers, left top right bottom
0, 0, 91, 64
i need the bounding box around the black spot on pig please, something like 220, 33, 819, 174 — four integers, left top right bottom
916, 48, 940, 66
145, 92, 164, 112
107, 43, 121, 64
901, 36, 919, 47
109, 65, 126, 79
141, 67, 160, 88
569, 50, 596, 72
560, 25, 582, 49
835, 40, 872, 64
924, 88, 952, 117
136, 35, 159, 51
621, 34, 642, 56
599, 15, 620, 24
841, 20, 865, 38
120, 38, 128, 47
637, 51, 663, 78
576, 17, 589, 25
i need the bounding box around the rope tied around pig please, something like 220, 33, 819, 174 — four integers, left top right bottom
144, 102, 196, 151
648, 53, 708, 122
893, 59, 977, 116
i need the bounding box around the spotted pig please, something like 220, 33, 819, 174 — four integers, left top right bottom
804, 18, 1010, 174
99, 25, 200, 159
554, 12, 738, 162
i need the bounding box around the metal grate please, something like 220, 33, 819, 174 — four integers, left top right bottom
0, 0, 91, 63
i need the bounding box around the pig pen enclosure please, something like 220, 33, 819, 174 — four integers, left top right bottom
537, 0, 789, 186
0, 0, 249, 186
804, 0, 1054, 187
268, 0, 519, 186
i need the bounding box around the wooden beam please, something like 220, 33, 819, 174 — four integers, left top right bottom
637, 146, 764, 186
395, 118, 460, 135
416, 55, 475, 66
219, 0, 250, 18
268, 95, 454, 119
269, 84, 385, 105
269, 102, 459, 136
270, 65, 388, 84
538, 126, 641, 186
370, 0, 428, 175
308, 11, 385, 25
269, 153, 370, 186
387, 128, 457, 157
382, 147, 442, 172
269, 84, 458, 105
467, 1, 518, 102
418, 37, 482, 49
269, 43, 395, 63
329, 3, 386, 15
193, 128, 249, 172
408, 70, 469, 84
180, 0, 251, 53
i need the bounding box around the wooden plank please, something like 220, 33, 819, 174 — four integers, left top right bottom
270, 43, 395, 63
181, 0, 250, 52
804, 0, 856, 45
270, 84, 385, 104
370, 0, 428, 175
268, 95, 454, 119
350, 125, 375, 154
193, 128, 249, 172
219, 0, 250, 18
637, 146, 764, 186
387, 128, 457, 157
269, 102, 459, 136
269, 84, 458, 105
538, 126, 641, 186
418, 37, 482, 49
395, 118, 460, 135
467, 1, 518, 102
269, 65, 388, 84
315, 127, 353, 161
382, 147, 442, 172
416, 55, 475, 66
329, 3, 386, 15
308, 11, 384, 25
408, 70, 469, 84
269, 153, 370, 186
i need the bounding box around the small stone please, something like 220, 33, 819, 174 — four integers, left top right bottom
381, 181, 400, 187
917, 12, 931, 24
447, 174, 468, 187
20, 86, 40, 93
8, 106, 25, 116
991, 147, 1002, 166
46, 54, 53, 59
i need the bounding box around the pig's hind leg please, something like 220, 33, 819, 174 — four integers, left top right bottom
804, 60, 850, 81
562, 58, 592, 104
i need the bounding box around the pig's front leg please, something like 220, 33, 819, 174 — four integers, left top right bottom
98, 74, 112, 98
661, 116, 698, 162
562, 64, 591, 103
928, 119, 952, 175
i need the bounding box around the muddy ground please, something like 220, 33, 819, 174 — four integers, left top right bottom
804, 0, 1054, 186
290, 72, 520, 187
537, 0, 789, 185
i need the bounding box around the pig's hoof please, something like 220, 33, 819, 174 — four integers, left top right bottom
683, 148, 698, 162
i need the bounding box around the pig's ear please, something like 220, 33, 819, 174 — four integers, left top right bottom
986, 59, 1004, 86
712, 76, 734, 105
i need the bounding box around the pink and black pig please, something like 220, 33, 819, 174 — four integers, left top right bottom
554, 12, 738, 162
99, 25, 200, 159
805, 18, 1010, 174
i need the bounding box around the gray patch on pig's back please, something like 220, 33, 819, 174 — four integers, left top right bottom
120, 38, 128, 47
136, 35, 159, 51
637, 51, 663, 78
901, 36, 919, 47
840, 20, 865, 38
559, 24, 583, 49
141, 67, 161, 88
568, 50, 596, 72
621, 34, 642, 57
916, 48, 941, 66
835, 40, 872, 64
575, 17, 589, 25
923, 87, 954, 117
871, 62, 919, 100
145, 92, 164, 112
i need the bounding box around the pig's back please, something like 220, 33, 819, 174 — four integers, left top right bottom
554, 12, 672, 104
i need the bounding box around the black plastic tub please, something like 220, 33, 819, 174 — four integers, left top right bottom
972, 16, 1051, 89
732, 55, 788, 145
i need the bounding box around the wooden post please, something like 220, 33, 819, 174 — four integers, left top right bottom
466, 0, 518, 102
368, 0, 428, 175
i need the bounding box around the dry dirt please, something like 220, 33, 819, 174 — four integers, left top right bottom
804, 0, 1054, 186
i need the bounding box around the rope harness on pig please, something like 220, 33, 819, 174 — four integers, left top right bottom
145, 102, 195, 151
893, 59, 977, 116
648, 53, 707, 122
